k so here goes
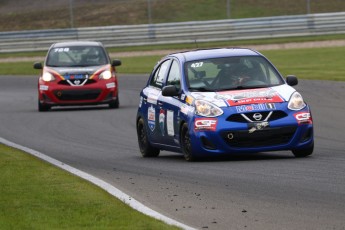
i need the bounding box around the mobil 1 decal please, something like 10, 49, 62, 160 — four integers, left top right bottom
148, 105, 156, 132
236, 103, 276, 113
159, 109, 166, 136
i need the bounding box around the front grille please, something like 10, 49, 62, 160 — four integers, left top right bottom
227, 111, 287, 123
222, 126, 296, 148
53, 89, 101, 101
58, 79, 96, 86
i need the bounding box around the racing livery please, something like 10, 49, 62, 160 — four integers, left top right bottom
136, 48, 314, 161
34, 41, 121, 111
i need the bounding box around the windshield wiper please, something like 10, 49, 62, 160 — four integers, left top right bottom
46, 65, 61, 67
217, 84, 269, 91
67, 64, 95, 67
188, 87, 214, 92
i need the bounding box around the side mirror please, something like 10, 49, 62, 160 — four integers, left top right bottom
112, 59, 122, 67
286, 75, 298, 86
33, 62, 43, 69
162, 85, 179, 97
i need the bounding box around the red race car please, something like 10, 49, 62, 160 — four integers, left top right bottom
34, 41, 121, 111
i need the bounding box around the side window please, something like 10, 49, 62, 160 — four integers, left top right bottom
166, 60, 181, 90
150, 60, 171, 89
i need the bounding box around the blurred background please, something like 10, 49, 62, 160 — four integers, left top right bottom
1, 0, 345, 31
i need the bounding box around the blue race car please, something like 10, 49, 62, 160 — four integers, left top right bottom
136, 48, 314, 161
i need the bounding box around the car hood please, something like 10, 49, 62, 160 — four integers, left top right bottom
45, 65, 109, 79
189, 84, 295, 107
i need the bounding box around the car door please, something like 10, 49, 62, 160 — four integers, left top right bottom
157, 59, 183, 147
141, 59, 172, 144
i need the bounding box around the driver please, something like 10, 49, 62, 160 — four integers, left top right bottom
217, 63, 252, 87
231, 63, 253, 84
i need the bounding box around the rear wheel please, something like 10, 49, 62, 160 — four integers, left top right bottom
292, 142, 314, 158
136, 118, 160, 157
38, 101, 50, 112
181, 123, 196, 161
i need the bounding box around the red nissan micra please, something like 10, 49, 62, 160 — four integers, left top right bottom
34, 41, 121, 111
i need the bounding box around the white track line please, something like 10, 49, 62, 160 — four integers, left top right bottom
0, 137, 196, 230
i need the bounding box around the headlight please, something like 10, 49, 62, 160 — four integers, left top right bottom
195, 100, 223, 117
99, 70, 112, 80
288, 92, 306, 110
42, 72, 55, 82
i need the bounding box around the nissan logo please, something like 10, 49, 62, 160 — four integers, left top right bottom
253, 113, 262, 121
74, 80, 81, 85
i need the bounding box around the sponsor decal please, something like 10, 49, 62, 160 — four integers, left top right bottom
181, 94, 186, 101
159, 109, 166, 136
294, 112, 312, 125
148, 105, 156, 131
248, 122, 269, 133
217, 88, 284, 106
194, 118, 218, 131
106, 82, 115, 89
64, 74, 85, 80
147, 91, 159, 105
236, 103, 276, 113
39, 85, 49, 91
266, 103, 276, 110
167, 110, 174, 136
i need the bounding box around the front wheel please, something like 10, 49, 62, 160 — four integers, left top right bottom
181, 123, 196, 161
136, 118, 160, 157
292, 142, 314, 158
109, 96, 119, 109
38, 101, 50, 112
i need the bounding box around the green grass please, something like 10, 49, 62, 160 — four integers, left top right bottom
1, 34, 345, 58
1, 46, 345, 81
261, 46, 345, 81
1, 0, 345, 31
0, 144, 181, 230
0, 62, 38, 75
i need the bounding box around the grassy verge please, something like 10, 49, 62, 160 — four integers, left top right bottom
1, 34, 345, 58
0, 144, 180, 230
2, 0, 345, 31
261, 46, 345, 81
1, 46, 345, 81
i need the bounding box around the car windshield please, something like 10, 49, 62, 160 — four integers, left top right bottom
185, 56, 284, 91
46, 46, 108, 67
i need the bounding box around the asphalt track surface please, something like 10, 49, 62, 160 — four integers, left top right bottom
1, 75, 345, 230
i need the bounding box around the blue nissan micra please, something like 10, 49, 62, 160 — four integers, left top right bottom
136, 48, 314, 161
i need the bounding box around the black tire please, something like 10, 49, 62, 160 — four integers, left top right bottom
136, 118, 160, 157
109, 96, 119, 109
38, 101, 50, 112
292, 142, 314, 158
181, 123, 196, 161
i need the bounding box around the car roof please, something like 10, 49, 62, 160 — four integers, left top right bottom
167, 48, 261, 62
50, 41, 103, 48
